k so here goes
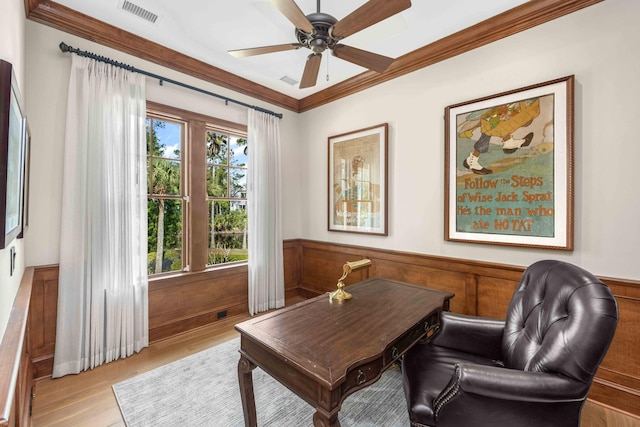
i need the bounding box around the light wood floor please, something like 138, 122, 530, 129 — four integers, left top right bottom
31, 309, 254, 427
32, 303, 640, 427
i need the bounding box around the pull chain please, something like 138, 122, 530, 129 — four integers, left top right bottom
326, 53, 330, 82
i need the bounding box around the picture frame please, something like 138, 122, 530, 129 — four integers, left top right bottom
445, 76, 574, 250
18, 117, 30, 239
0, 59, 26, 249
328, 123, 388, 235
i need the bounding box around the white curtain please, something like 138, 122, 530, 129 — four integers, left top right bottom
247, 110, 284, 315
53, 55, 148, 378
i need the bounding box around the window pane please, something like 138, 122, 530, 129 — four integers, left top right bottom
148, 198, 183, 274
150, 159, 181, 196
206, 132, 228, 165
150, 119, 181, 159
230, 136, 248, 166
207, 165, 228, 197
230, 168, 246, 198
146, 118, 151, 153
207, 200, 248, 265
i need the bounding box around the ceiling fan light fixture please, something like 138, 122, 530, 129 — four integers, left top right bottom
309, 38, 328, 53
232, 0, 411, 89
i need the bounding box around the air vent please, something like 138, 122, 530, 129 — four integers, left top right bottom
120, 0, 159, 24
280, 75, 298, 86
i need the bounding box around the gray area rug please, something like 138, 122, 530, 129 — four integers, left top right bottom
112, 337, 409, 426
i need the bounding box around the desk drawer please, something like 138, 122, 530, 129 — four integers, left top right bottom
385, 311, 441, 364
343, 358, 384, 395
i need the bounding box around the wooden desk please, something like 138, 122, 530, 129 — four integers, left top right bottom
235, 277, 454, 427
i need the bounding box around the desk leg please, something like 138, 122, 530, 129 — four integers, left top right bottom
313, 408, 341, 427
238, 355, 257, 427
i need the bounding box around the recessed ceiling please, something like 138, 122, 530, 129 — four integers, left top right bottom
53, 0, 528, 99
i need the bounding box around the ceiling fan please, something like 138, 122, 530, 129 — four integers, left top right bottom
228, 0, 412, 88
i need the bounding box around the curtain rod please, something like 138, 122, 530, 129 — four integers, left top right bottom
58, 42, 283, 119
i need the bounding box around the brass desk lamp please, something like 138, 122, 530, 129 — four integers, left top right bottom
330, 259, 371, 301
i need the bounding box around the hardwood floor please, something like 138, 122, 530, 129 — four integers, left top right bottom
31, 308, 257, 427
32, 300, 640, 427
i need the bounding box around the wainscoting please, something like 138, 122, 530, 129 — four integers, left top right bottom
22, 239, 640, 419
0, 267, 33, 427
294, 239, 640, 418
27, 240, 301, 380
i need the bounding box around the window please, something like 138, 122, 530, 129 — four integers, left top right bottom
146, 102, 247, 276
147, 115, 185, 275
206, 130, 248, 266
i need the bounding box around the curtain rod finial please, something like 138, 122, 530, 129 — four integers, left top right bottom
59, 42, 71, 53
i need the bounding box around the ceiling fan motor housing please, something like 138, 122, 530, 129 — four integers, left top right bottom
296, 12, 338, 53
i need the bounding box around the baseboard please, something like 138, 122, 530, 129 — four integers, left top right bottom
150, 303, 248, 343
32, 353, 54, 380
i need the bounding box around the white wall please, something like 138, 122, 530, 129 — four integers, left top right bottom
0, 0, 26, 343
21, 0, 640, 291
24, 23, 303, 267
297, 0, 640, 281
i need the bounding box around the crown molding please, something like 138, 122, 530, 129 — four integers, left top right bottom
24, 0, 602, 114
24, 0, 301, 112
298, 0, 603, 111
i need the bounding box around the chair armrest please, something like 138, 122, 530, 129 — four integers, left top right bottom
431, 312, 505, 360
438, 363, 589, 406
433, 363, 591, 427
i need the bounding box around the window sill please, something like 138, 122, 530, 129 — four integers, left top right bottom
149, 261, 248, 288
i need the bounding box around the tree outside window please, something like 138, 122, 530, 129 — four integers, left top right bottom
206, 130, 248, 266
146, 103, 248, 277
147, 116, 184, 275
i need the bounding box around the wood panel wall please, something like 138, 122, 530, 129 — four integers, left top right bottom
24, 239, 640, 417
0, 267, 34, 427
295, 239, 640, 418
27, 240, 300, 378
29, 265, 57, 380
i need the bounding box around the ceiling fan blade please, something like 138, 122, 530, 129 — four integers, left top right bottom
271, 0, 314, 34
332, 44, 394, 73
300, 53, 322, 89
228, 43, 303, 58
331, 0, 411, 39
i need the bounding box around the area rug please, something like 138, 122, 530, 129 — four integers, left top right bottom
112, 337, 409, 426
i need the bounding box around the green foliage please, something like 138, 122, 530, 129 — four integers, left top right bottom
207, 248, 248, 265
206, 132, 228, 164
165, 250, 182, 271
213, 205, 246, 232
146, 122, 250, 274
147, 118, 182, 257
147, 249, 182, 274
147, 198, 182, 253
147, 118, 166, 156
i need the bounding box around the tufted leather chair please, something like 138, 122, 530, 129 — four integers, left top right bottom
402, 260, 618, 427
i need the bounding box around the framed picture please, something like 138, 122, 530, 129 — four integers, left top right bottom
18, 117, 30, 239
0, 59, 26, 249
328, 123, 388, 235
445, 76, 574, 250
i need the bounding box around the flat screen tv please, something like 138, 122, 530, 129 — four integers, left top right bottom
0, 59, 25, 249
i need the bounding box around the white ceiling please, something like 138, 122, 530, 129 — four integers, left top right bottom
54, 0, 528, 99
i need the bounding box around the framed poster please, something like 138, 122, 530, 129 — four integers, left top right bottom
445, 76, 574, 250
0, 59, 26, 249
328, 123, 388, 235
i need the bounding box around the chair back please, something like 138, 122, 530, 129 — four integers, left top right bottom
502, 260, 618, 383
